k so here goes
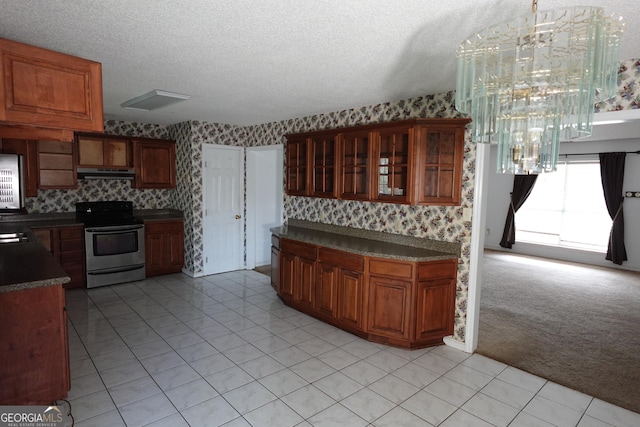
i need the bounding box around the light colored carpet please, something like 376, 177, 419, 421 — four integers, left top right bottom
477, 249, 640, 414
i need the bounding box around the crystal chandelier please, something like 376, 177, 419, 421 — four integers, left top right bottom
455, 1, 624, 174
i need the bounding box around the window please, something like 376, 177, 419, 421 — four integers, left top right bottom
516, 160, 611, 252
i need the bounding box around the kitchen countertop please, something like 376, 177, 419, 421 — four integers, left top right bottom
0, 209, 183, 292
0, 225, 70, 293
271, 220, 460, 262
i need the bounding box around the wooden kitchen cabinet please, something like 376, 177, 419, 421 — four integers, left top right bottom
76, 133, 131, 168
279, 238, 317, 310
372, 125, 413, 204
0, 284, 70, 404
270, 235, 280, 292
367, 259, 414, 342
415, 259, 457, 341
415, 124, 466, 206
311, 134, 337, 198
285, 118, 469, 205
0, 138, 38, 197
285, 136, 310, 196
37, 139, 77, 189
145, 219, 184, 276
133, 140, 176, 189
339, 130, 371, 200
0, 37, 103, 134
32, 225, 85, 289
317, 247, 365, 332
275, 232, 458, 348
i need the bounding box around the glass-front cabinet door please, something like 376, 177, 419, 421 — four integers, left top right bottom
339, 131, 371, 200
373, 126, 413, 204
415, 124, 465, 206
286, 137, 310, 196
311, 135, 337, 198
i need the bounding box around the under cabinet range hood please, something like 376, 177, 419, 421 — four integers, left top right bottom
77, 167, 135, 180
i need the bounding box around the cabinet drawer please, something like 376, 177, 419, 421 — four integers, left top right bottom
271, 235, 280, 249
318, 248, 364, 272
281, 239, 317, 260
369, 259, 413, 279
417, 259, 457, 280
60, 239, 83, 252
145, 220, 183, 233
59, 227, 83, 240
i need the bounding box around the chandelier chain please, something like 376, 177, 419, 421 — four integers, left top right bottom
531, 0, 537, 13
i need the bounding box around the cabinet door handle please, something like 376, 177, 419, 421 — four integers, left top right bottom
235, 215, 241, 219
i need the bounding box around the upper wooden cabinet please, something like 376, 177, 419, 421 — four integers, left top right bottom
415, 124, 466, 206
0, 38, 104, 135
285, 118, 470, 206
311, 135, 337, 198
285, 136, 310, 196
339, 131, 371, 200
37, 140, 76, 189
372, 125, 414, 204
133, 139, 176, 189
76, 133, 131, 168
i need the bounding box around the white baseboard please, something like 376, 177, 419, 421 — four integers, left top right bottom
443, 336, 469, 353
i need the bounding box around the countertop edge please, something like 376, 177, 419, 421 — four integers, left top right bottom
271, 225, 459, 262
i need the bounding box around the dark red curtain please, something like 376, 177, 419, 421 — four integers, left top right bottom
599, 152, 627, 265
499, 174, 538, 249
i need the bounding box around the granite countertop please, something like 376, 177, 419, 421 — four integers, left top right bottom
0, 225, 70, 293
271, 221, 459, 262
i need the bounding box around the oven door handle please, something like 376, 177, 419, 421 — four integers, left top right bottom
85, 225, 144, 233
87, 265, 145, 275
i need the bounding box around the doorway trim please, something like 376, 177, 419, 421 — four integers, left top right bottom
246, 144, 284, 270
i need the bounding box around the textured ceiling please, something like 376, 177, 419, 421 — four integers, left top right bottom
0, 0, 638, 126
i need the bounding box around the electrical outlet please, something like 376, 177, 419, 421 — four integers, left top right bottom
395, 218, 403, 232
486, 228, 491, 236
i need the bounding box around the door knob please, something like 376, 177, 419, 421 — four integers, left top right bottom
235, 215, 241, 219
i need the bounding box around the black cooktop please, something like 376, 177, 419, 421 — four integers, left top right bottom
75, 201, 143, 227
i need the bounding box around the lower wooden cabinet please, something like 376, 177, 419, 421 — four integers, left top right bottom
277, 236, 457, 348
270, 235, 280, 292
367, 275, 413, 342
0, 284, 69, 404
317, 248, 365, 332
280, 239, 317, 311
32, 224, 85, 289
145, 219, 184, 276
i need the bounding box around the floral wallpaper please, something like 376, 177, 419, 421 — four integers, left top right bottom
28, 58, 640, 345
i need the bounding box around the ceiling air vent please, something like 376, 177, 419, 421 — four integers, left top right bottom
121, 89, 190, 111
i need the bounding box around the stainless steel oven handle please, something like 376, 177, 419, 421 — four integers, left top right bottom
85, 225, 144, 233
87, 265, 145, 275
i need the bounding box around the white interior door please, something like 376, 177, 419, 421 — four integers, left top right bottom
202, 144, 244, 275
246, 145, 284, 268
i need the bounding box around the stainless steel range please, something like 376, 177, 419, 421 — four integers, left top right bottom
76, 201, 145, 288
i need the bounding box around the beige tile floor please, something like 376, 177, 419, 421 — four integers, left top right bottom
58, 270, 640, 427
